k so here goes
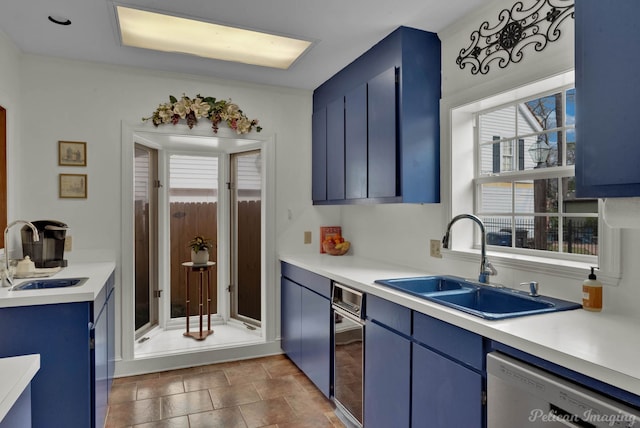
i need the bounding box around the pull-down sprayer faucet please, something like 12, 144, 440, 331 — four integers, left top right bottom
442, 214, 497, 284
3, 220, 40, 287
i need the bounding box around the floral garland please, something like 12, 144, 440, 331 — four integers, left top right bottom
143, 94, 262, 134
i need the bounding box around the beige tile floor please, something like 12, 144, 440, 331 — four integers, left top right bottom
106, 354, 346, 428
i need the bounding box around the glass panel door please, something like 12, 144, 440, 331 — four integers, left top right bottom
230, 150, 262, 325
169, 154, 219, 318
134, 144, 158, 338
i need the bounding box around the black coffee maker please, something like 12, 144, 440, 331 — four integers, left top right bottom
21, 220, 69, 268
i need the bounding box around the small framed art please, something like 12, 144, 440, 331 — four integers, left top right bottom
59, 174, 87, 199
58, 141, 87, 166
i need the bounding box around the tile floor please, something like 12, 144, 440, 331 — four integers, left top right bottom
106, 354, 346, 428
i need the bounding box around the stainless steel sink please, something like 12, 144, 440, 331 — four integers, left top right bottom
374, 275, 581, 320
11, 277, 88, 291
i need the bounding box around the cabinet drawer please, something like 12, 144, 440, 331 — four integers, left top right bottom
367, 294, 411, 336
281, 262, 331, 299
413, 312, 484, 371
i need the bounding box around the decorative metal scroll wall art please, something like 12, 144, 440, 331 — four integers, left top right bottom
456, 0, 574, 75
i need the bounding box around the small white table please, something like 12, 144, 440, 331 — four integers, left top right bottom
181, 261, 216, 340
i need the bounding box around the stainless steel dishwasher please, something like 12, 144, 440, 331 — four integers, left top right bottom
332, 282, 364, 428
487, 351, 640, 427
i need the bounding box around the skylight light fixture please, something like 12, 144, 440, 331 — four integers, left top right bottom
115, 5, 312, 69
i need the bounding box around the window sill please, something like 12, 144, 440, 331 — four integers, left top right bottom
442, 248, 622, 287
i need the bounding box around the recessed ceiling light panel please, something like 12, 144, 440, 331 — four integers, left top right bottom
115, 5, 312, 69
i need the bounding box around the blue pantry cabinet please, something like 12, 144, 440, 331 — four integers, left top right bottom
575, 0, 640, 197
280, 262, 332, 398
0, 272, 115, 428
312, 26, 441, 204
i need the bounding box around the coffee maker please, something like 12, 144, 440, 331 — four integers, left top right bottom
21, 220, 69, 268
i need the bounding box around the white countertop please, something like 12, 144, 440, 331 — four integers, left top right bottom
0, 261, 116, 308
280, 253, 640, 397
0, 354, 40, 422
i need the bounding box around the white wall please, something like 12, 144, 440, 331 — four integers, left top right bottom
15, 54, 323, 257
0, 31, 22, 220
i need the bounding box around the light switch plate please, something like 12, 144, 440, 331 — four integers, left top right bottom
304, 231, 312, 244
64, 236, 72, 252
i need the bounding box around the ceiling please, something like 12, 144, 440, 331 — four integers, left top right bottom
0, 0, 491, 90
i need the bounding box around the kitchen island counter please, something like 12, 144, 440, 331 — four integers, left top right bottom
0, 354, 39, 424
280, 253, 640, 398
0, 261, 116, 308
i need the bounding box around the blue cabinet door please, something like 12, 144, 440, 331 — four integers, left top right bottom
94, 286, 108, 428
281, 277, 302, 368
0, 302, 92, 428
367, 67, 398, 199
107, 274, 116, 400
575, 0, 640, 197
300, 287, 331, 398
364, 320, 410, 428
326, 97, 345, 201
312, 107, 327, 201
345, 83, 367, 200
412, 343, 484, 428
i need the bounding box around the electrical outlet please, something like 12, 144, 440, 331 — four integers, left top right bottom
64, 236, 72, 252
430, 239, 442, 258
304, 231, 312, 244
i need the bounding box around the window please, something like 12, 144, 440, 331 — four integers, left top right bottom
475, 87, 598, 260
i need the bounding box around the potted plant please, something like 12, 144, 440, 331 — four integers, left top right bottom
188, 235, 214, 265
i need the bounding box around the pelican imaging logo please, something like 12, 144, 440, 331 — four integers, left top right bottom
529, 408, 637, 426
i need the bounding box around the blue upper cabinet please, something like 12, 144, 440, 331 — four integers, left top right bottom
575, 0, 640, 197
312, 26, 441, 204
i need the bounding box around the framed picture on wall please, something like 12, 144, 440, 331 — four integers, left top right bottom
59, 173, 87, 199
58, 141, 87, 166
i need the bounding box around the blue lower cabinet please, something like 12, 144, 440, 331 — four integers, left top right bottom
280, 263, 332, 398
0, 302, 92, 428
412, 343, 484, 428
0, 274, 115, 428
364, 320, 411, 428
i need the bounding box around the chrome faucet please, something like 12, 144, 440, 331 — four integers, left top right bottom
442, 214, 497, 284
3, 220, 40, 287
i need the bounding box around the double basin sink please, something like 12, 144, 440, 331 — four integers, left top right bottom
374, 275, 581, 320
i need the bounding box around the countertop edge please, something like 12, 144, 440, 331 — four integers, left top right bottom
279, 253, 640, 397
0, 354, 40, 422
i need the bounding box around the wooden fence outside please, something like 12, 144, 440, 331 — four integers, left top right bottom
169, 201, 261, 320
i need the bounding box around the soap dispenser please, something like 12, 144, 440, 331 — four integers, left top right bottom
582, 267, 602, 312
